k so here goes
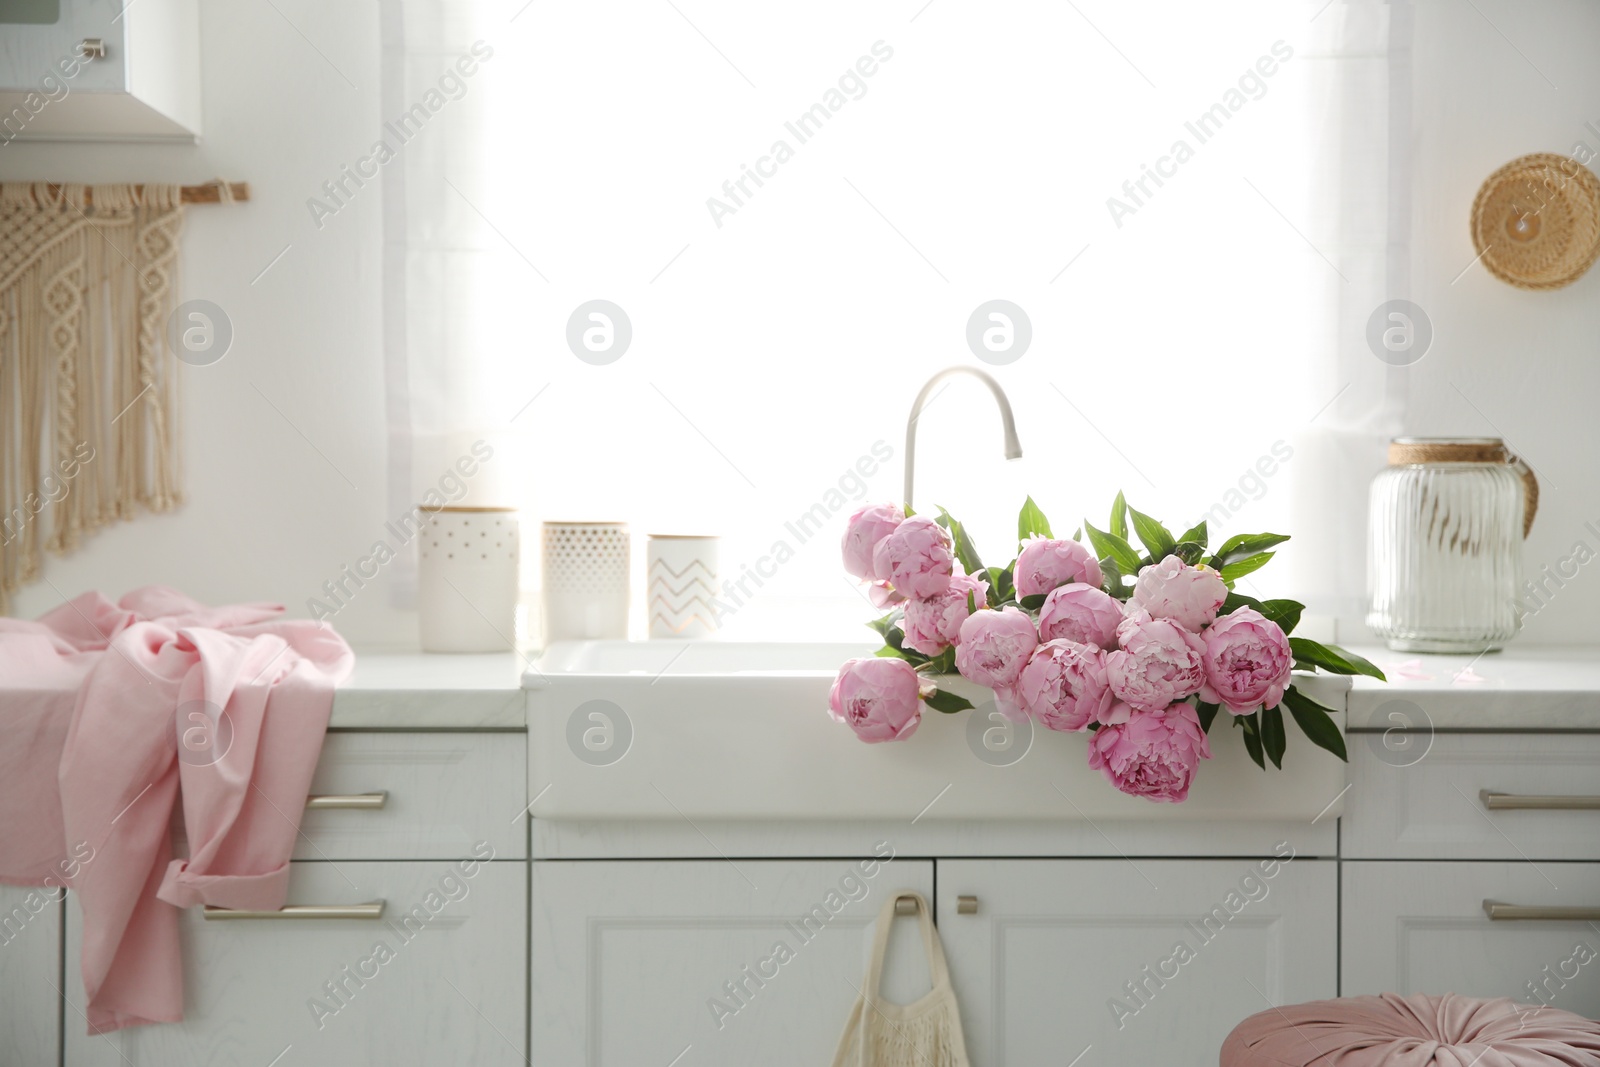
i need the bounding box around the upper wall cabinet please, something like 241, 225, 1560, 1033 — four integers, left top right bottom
0, 0, 200, 142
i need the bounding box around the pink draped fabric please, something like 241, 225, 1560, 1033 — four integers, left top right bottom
1222, 992, 1600, 1066
0, 588, 351, 1033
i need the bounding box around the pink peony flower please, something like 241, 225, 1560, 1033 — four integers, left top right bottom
1014, 537, 1103, 598
1017, 639, 1113, 732
1106, 610, 1207, 713
955, 607, 1039, 719
828, 657, 922, 743
871, 515, 954, 599
1037, 583, 1125, 650
867, 581, 906, 609
842, 503, 905, 581
1129, 555, 1227, 632
902, 574, 989, 656
1087, 701, 1213, 803
1198, 607, 1294, 714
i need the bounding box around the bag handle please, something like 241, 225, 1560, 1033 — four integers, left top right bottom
862, 891, 951, 1008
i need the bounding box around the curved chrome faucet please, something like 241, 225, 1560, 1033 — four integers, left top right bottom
903, 366, 1022, 509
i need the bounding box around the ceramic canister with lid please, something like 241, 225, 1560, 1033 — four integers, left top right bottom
417, 506, 520, 652
542, 522, 631, 642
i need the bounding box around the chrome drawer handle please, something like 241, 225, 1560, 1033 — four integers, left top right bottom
1483, 900, 1600, 921
204, 902, 386, 921
1480, 790, 1600, 811
305, 791, 387, 811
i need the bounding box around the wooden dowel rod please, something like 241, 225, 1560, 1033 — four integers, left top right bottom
31, 181, 250, 205
178, 181, 250, 204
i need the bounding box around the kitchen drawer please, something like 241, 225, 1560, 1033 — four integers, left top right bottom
1343, 860, 1600, 1017
1344, 733, 1600, 860
173, 731, 526, 862
300, 731, 525, 861
66, 859, 526, 1066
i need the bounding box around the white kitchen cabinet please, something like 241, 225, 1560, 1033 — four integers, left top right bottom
0, 883, 62, 1066
1343, 861, 1600, 1018
0, 0, 200, 141
168, 731, 529, 865
65, 859, 525, 1067
298, 730, 528, 861
532, 857, 934, 1067
1343, 733, 1600, 860
936, 856, 1337, 1067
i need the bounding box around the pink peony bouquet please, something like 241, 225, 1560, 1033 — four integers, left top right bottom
830, 494, 1384, 803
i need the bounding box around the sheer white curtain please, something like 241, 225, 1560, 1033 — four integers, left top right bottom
381, 0, 1400, 641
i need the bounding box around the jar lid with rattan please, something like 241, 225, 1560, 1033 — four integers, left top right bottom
1470, 152, 1600, 290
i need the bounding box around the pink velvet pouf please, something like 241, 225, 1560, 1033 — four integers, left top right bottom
1221, 993, 1600, 1066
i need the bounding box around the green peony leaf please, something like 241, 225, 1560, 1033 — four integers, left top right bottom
921, 646, 957, 675
884, 627, 929, 666
1257, 599, 1304, 634
923, 688, 975, 714
1018, 496, 1054, 543
1099, 554, 1125, 597
1287, 638, 1386, 680
1236, 712, 1266, 769
1260, 706, 1287, 768
1083, 519, 1142, 575
936, 507, 986, 576
1221, 590, 1264, 614
985, 566, 1014, 604
1281, 685, 1348, 761
866, 610, 902, 639
1210, 532, 1290, 569
1127, 506, 1177, 563
1219, 551, 1275, 583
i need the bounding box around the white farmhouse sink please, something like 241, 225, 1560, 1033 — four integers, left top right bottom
524, 641, 1350, 823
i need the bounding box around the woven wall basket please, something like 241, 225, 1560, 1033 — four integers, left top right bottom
1469, 152, 1600, 290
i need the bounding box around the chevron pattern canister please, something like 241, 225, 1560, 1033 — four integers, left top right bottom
647, 535, 719, 639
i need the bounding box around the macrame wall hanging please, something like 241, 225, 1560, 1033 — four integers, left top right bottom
0, 180, 247, 613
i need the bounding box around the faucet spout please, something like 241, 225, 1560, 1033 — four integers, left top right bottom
903, 366, 1022, 509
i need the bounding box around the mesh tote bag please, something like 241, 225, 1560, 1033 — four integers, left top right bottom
830, 891, 971, 1067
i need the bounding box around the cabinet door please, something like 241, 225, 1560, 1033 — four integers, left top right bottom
532, 858, 934, 1066
0, 0, 126, 91
1344, 860, 1600, 1016
0, 884, 62, 1066
937, 857, 1336, 1067
64, 860, 525, 1066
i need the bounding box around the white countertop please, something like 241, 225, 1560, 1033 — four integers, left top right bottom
1346, 644, 1600, 730
331, 653, 526, 728
324, 644, 1600, 731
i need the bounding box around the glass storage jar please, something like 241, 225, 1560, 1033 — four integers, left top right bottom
1367, 437, 1537, 652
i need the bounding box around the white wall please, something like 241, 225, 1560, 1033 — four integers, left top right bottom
1403, 0, 1600, 644
2, 0, 1596, 649
1, 0, 416, 647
